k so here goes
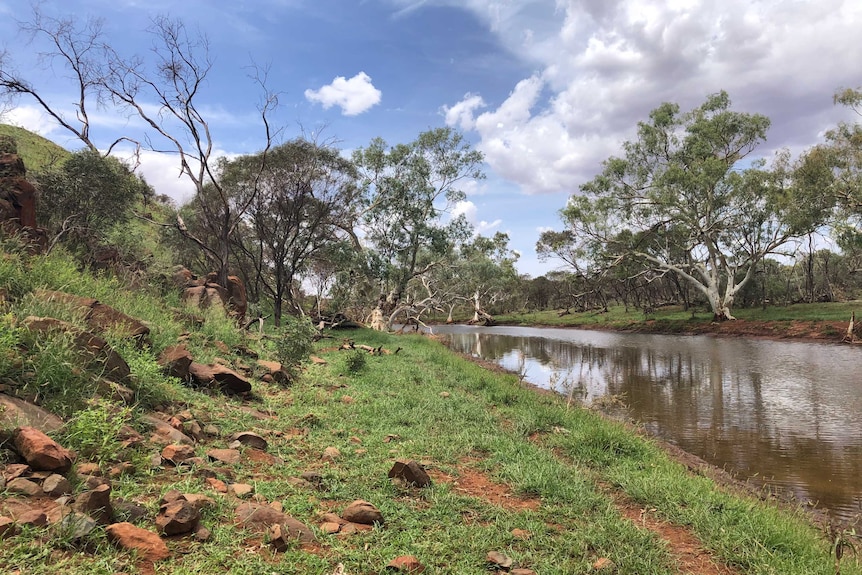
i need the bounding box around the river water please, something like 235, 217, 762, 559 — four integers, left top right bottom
432, 324, 862, 523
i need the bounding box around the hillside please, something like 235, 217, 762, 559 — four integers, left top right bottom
0, 124, 70, 172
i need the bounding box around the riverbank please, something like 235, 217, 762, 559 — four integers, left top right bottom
4, 327, 859, 574
492, 302, 859, 343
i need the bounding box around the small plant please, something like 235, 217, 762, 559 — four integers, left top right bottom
273, 315, 316, 380
342, 349, 367, 375
0, 313, 22, 377
61, 400, 133, 464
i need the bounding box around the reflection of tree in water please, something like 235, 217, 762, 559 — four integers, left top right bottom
440, 329, 862, 524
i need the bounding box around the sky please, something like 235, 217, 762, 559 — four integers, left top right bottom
1, 0, 861, 277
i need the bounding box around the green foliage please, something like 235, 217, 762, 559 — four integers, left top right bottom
341, 349, 367, 375
0, 313, 22, 377
60, 400, 132, 463
17, 331, 95, 417
34, 150, 152, 253
272, 315, 316, 380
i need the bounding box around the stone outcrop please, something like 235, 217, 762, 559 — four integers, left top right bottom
23, 316, 131, 382
188, 362, 251, 394
0, 394, 64, 433
0, 136, 46, 250
388, 460, 432, 488
34, 290, 151, 344
176, 268, 248, 323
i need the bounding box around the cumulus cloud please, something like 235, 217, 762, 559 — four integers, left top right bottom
453, 200, 502, 235
305, 72, 382, 116
442, 0, 862, 195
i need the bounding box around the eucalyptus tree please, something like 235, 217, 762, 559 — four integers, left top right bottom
221, 138, 359, 326
547, 91, 821, 320
352, 127, 483, 329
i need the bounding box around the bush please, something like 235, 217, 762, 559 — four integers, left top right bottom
342, 349, 367, 375
60, 400, 133, 463
273, 315, 316, 380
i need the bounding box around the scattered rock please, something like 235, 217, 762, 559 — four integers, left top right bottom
183, 493, 215, 511
386, 555, 426, 573
3, 463, 30, 481
0, 394, 64, 433
320, 521, 341, 534
322, 447, 341, 461
56, 512, 97, 541
205, 477, 228, 493
73, 484, 114, 524
106, 522, 170, 562
592, 557, 615, 571
140, 413, 194, 445
341, 500, 384, 526
161, 444, 196, 465
108, 462, 135, 478
439, 391, 450, 398
16, 509, 48, 527
256, 360, 290, 384
0, 516, 19, 538
487, 551, 514, 569
511, 569, 537, 575
7, 477, 42, 496
158, 344, 194, 380
267, 518, 316, 550
42, 473, 72, 497
156, 500, 201, 535
76, 462, 101, 476
229, 431, 268, 451
194, 526, 211, 541
113, 499, 149, 524
189, 363, 252, 394
203, 424, 220, 437
206, 448, 241, 465
235, 502, 286, 530
511, 529, 532, 540
229, 483, 254, 497
159, 490, 185, 505
12, 426, 74, 472
388, 459, 432, 488
300, 471, 324, 485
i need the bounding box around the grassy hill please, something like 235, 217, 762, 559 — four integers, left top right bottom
0, 124, 71, 172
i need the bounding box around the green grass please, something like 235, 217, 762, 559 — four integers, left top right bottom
494, 300, 860, 331
0, 243, 858, 574
0, 124, 71, 172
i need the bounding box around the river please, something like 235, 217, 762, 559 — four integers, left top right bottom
432, 324, 862, 524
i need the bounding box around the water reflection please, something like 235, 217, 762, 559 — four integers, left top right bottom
434, 325, 862, 523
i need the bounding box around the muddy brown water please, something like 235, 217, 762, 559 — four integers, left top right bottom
433, 325, 862, 524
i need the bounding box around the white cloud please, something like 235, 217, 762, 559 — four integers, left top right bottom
304, 72, 382, 116
442, 93, 485, 130
453, 200, 502, 236
442, 0, 862, 195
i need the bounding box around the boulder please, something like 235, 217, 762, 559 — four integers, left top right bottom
388, 460, 432, 488
0, 394, 64, 433
106, 522, 170, 562
73, 484, 114, 524
12, 426, 73, 472
229, 431, 268, 451
156, 500, 201, 535
158, 344, 194, 380
189, 362, 251, 394
140, 413, 195, 445
341, 500, 384, 526
33, 290, 150, 344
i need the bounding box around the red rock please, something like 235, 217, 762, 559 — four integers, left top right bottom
17, 509, 48, 527
229, 483, 254, 497
12, 427, 73, 472
206, 448, 241, 464
158, 344, 193, 380
320, 521, 341, 534
388, 459, 432, 487
106, 522, 170, 561
73, 484, 114, 524
229, 431, 268, 451
6, 477, 41, 496
386, 555, 426, 573
341, 500, 384, 525
487, 551, 514, 569
0, 516, 19, 538
156, 500, 200, 535
0, 394, 64, 433
42, 473, 72, 497
205, 477, 228, 493
256, 360, 289, 384
161, 444, 196, 464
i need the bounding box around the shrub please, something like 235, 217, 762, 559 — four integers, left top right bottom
60, 400, 133, 463
342, 349, 367, 375
273, 315, 316, 380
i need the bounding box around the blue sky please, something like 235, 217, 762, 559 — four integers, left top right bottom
2, 0, 861, 277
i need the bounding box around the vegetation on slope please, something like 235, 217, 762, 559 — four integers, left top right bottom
0, 124, 70, 172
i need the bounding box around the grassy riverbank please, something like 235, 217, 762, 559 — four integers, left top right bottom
5, 327, 858, 574
494, 301, 860, 341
